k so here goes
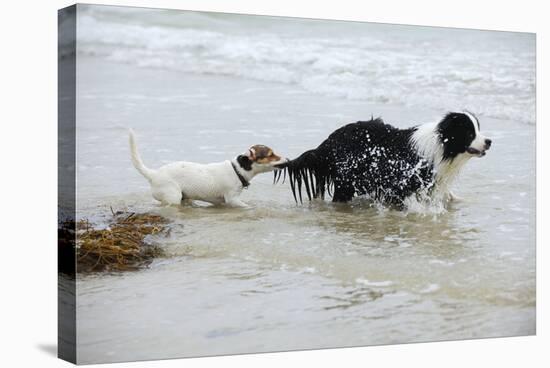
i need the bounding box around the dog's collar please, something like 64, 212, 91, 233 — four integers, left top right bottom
231, 162, 250, 188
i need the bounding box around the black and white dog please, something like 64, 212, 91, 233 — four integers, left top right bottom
275, 112, 491, 208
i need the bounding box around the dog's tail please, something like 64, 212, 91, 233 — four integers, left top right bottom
129, 129, 155, 182
274, 149, 333, 203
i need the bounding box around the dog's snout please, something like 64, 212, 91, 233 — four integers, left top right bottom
484, 138, 492, 149
274, 158, 290, 169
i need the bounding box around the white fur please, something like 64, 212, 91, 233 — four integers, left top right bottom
464, 111, 488, 153
410, 122, 465, 199
129, 129, 285, 207
409, 122, 443, 165
410, 112, 488, 201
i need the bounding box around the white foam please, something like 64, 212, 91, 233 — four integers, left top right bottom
419, 283, 440, 294
76, 8, 535, 125
356, 278, 394, 287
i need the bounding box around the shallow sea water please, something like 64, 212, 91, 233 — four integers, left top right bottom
68, 7, 536, 364
73, 58, 535, 363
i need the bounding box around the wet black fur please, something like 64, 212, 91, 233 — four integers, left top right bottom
275, 113, 478, 206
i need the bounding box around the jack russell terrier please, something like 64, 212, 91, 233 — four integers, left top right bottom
129, 129, 287, 207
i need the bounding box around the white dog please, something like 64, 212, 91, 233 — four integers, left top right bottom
129, 129, 286, 207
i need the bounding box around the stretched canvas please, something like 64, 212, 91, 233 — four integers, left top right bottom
58, 4, 536, 364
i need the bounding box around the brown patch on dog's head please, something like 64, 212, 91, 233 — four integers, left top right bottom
248, 144, 282, 164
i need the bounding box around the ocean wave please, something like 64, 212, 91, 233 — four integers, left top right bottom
75, 7, 536, 125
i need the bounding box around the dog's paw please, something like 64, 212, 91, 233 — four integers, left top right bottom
224, 197, 250, 208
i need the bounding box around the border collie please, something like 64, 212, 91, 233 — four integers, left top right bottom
129, 129, 286, 207
275, 112, 491, 208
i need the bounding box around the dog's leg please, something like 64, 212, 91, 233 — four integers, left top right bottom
152, 182, 183, 206
224, 195, 249, 208
160, 192, 183, 206
332, 180, 354, 203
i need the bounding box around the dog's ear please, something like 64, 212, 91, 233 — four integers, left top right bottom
247, 147, 257, 161
237, 155, 253, 171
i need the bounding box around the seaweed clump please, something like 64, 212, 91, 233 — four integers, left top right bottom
76, 211, 169, 273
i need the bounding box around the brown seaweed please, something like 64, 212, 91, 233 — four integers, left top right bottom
74, 211, 169, 273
